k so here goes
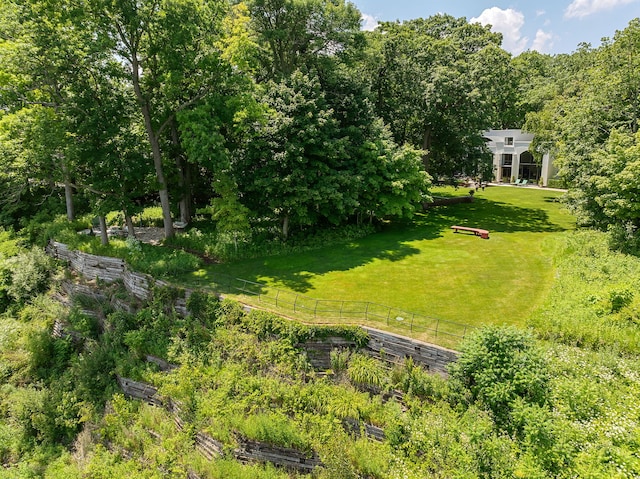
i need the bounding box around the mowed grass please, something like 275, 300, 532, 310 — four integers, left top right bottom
179, 186, 575, 335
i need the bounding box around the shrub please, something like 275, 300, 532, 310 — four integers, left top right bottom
330, 348, 350, 374
2, 247, 55, 305
546, 178, 567, 189
167, 222, 376, 262
448, 326, 549, 431
20, 213, 92, 247
186, 291, 221, 328
608, 222, 640, 255
216, 299, 247, 325
0, 228, 20, 258
133, 207, 164, 227
391, 356, 449, 400
127, 244, 202, 278
529, 230, 640, 353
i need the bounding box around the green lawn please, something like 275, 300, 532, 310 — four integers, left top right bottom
179, 186, 575, 341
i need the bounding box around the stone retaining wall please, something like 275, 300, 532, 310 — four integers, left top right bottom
48, 241, 459, 374
363, 327, 458, 375
116, 375, 322, 473
423, 195, 474, 208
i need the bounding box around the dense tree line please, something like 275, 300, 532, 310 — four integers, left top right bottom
2, 0, 640, 249
0, 0, 527, 241
522, 20, 640, 252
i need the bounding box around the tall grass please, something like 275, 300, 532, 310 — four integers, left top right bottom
529, 230, 640, 353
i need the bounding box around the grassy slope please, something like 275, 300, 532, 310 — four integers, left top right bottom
180, 186, 575, 331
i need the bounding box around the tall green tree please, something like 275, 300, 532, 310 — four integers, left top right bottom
525, 20, 640, 245
248, 0, 361, 79
236, 71, 351, 237
90, 0, 230, 238
363, 15, 506, 178
0, 0, 93, 223
1, 0, 157, 234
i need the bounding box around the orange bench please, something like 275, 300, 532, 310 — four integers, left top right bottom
451, 225, 489, 239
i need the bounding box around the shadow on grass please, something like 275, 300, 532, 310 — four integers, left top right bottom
419, 197, 568, 234
195, 195, 570, 295
208, 238, 425, 294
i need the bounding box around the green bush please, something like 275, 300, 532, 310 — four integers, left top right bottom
21, 213, 92, 247
545, 178, 567, 189
448, 326, 550, 430
0, 228, 20, 259
127, 243, 202, 278
166, 222, 376, 262
186, 291, 221, 325
608, 222, 640, 255
133, 206, 164, 227
329, 348, 350, 374
1, 247, 55, 306
391, 356, 449, 400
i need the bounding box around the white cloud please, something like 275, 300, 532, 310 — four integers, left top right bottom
361, 13, 378, 31
565, 0, 637, 19
470, 7, 528, 55
531, 29, 554, 53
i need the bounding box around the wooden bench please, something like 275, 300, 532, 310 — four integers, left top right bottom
451, 225, 489, 239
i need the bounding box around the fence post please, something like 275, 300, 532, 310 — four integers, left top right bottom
314, 300, 318, 318
340, 301, 344, 319
434, 318, 440, 337
275, 289, 280, 308
293, 294, 298, 312
410, 313, 414, 334
386, 307, 391, 326
365, 302, 370, 321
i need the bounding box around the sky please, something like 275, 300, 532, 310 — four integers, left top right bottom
351, 0, 640, 55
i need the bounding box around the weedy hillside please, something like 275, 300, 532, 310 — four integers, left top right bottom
2, 226, 640, 478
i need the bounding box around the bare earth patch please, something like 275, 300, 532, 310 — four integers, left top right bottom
130, 227, 165, 245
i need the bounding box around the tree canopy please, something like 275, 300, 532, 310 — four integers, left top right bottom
523, 19, 640, 251
2, 0, 640, 247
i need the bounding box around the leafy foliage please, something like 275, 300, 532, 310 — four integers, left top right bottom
524, 20, 640, 249
0, 247, 54, 309
448, 326, 550, 430
362, 15, 507, 179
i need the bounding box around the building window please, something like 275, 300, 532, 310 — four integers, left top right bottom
520, 151, 535, 164
505, 137, 514, 146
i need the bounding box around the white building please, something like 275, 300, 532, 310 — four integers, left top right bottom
484, 129, 556, 186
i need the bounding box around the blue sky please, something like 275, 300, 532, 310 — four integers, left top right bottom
351, 0, 640, 55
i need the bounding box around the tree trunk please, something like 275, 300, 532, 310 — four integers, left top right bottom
98, 215, 109, 246
171, 123, 192, 224
61, 162, 75, 221
64, 180, 75, 221
179, 162, 193, 224
124, 211, 136, 239
144, 107, 174, 239
422, 127, 432, 173
131, 54, 175, 239
282, 215, 290, 240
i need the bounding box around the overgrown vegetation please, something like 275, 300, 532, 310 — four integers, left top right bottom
3, 228, 640, 477
165, 221, 377, 262
530, 230, 640, 354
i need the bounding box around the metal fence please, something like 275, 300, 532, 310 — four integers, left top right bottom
207, 273, 473, 345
